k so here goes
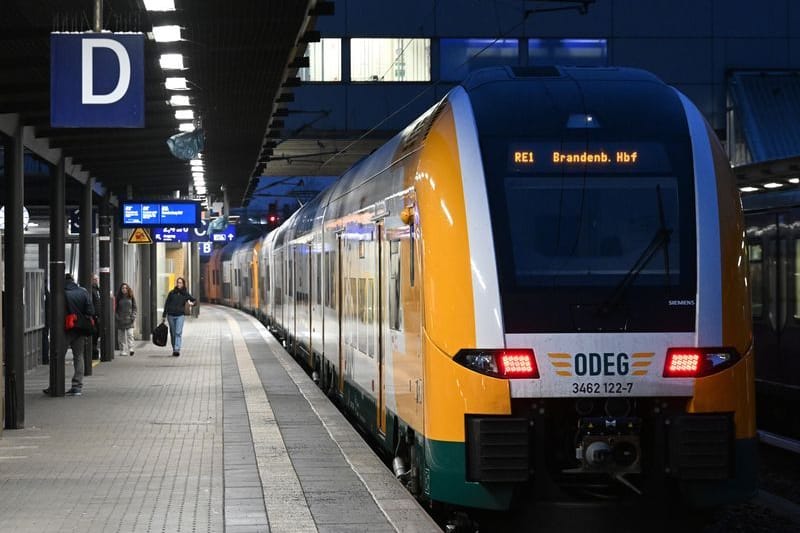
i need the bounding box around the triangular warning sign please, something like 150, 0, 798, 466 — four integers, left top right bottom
128, 227, 153, 244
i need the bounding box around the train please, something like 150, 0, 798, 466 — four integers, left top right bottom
202, 66, 757, 511
742, 189, 800, 440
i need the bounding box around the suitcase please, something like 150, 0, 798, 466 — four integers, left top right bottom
152, 322, 168, 347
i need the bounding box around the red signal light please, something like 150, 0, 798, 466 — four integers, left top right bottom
497, 350, 539, 378
664, 351, 701, 377
268, 215, 277, 223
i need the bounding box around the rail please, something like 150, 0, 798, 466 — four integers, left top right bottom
758, 429, 800, 454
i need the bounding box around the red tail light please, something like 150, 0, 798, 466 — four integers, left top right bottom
454, 348, 539, 379
663, 347, 740, 378
497, 351, 538, 378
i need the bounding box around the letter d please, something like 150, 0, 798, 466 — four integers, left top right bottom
82, 39, 131, 104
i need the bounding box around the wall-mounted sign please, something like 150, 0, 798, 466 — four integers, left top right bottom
128, 227, 152, 244
120, 200, 201, 228
152, 221, 236, 243
51, 33, 145, 128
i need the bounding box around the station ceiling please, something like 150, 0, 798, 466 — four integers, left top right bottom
0, 0, 327, 207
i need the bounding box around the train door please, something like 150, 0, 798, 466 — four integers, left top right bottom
748, 211, 789, 384
337, 232, 345, 393
377, 221, 386, 435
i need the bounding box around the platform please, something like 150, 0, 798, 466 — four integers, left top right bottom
0, 305, 440, 533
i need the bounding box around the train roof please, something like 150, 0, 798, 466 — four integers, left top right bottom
742, 188, 800, 212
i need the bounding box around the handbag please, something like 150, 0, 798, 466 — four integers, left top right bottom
152, 322, 168, 347
65, 313, 96, 335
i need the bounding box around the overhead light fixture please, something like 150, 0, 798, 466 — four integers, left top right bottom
175, 109, 194, 120
143, 0, 175, 11
789, 178, 800, 184
169, 95, 190, 106
192, 172, 204, 178
739, 186, 759, 193
196, 187, 207, 195
191, 165, 203, 172
165, 77, 188, 90
159, 53, 184, 70
763, 182, 783, 189
152, 25, 181, 42
190, 158, 202, 165
178, 123, 195, 132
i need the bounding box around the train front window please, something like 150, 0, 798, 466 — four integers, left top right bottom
505, 176, 680, 288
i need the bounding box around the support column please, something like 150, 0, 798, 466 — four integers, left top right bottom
39, 242, 49, 364
150, 241, 158, 332
190, 242, 200, 317
140, 243, 151, 340
113, 207, 123, 299
4, 123, 25, 427
80, 178, 93, 375
99, 195, 113, 362
48, 158, 66, 396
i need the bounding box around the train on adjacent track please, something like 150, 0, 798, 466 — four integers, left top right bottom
742, 189, 800, 441
203, 66, 757, 513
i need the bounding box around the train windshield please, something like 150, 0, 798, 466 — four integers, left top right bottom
467, 73, 697, 333
504, 175, 680, 288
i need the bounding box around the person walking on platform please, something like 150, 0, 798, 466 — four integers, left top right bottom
115, 283, 137, 356
90, 273, 101, 359
162, 277, 196, 357
44, 273, 95, 396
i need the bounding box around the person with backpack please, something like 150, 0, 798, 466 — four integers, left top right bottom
162, 277, 196, 357
44, 273, 95, 396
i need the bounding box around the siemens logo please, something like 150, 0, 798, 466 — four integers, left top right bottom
574, 352, 630, 376
668, 299, 695, 306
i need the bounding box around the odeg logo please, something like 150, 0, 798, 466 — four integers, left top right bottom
574, 352, 630, 376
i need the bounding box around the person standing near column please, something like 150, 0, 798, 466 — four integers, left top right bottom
115, 283, 137, 356
44, 273, 95, 396
162, 277, 196, 357
90, 274, 101, 359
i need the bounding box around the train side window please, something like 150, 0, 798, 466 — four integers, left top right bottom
795, 240, 800, 320
748, 243, 763, 319
359, 277, 368, 354
316, 253, 322, 306
389, 240, 401, 330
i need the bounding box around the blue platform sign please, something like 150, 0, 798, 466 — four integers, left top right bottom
121, 201, 201, 227
153, 222, 236, 243
51, 32, 145, 128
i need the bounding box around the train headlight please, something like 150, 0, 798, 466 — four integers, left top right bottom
455, 349, 539, 379
663, 347, 740, 378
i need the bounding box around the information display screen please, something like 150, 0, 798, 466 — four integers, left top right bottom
121, 201, 201, 227
507, 142, 671, 175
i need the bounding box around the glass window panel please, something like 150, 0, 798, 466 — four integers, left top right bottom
300, 38, 342, 82
529, 38, 608, 67
440, 38, 518, 81
748, 243, 763, 318
351, 38, 430, 82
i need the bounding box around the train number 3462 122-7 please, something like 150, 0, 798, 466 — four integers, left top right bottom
571, 382, 634, 395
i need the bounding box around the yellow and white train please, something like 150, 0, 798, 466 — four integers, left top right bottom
207, 66, 756, 510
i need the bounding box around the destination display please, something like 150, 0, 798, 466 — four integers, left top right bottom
121, 200, 201, 227
508, 142, 671, 174
152, 222, 236, 243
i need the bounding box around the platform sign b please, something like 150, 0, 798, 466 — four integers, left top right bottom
51, 33, 145, 128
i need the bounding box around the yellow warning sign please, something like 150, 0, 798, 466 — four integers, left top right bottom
128, 227, 152, 244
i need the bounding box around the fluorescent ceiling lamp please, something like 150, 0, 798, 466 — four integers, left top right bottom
159, 53, 184, 70
169, 95, 190, 106
191, 165, 204, 172
763, 182, 783, 189
190, 158, 202, 164
153, 25, 181, 42
165, 77, 188, 90
196, 187, 207, 194
192, 172, 204, 178
789, 178, 800, 184
739, 186, 759, 192
178, 123, 195, 132
144, 0, 175, 11
175, 109, 194, 120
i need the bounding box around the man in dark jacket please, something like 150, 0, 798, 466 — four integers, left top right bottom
90, 273, 101, 359
44, 273, 95, 396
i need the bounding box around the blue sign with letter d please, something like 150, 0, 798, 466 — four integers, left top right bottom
51, 33, 145, 128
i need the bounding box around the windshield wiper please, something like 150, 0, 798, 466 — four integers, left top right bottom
598, 185, 672, 316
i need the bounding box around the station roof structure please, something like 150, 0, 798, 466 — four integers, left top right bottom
0, 0, 332, 206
